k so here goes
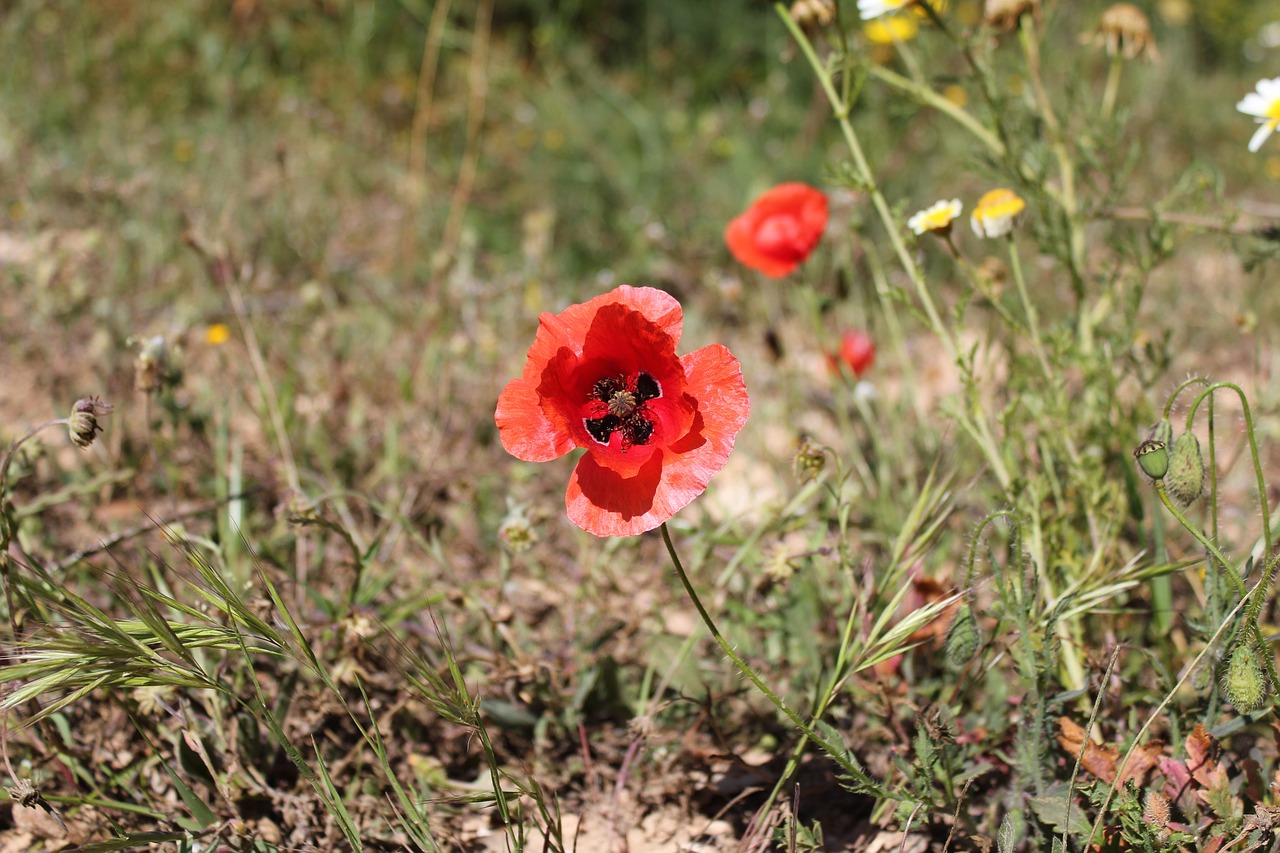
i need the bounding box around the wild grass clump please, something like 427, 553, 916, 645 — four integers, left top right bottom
3, 1, 1280, 850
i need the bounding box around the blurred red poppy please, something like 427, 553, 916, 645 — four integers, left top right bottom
838, 330, 876, 377
724, 183, 828, 278
496, 285, 750, 537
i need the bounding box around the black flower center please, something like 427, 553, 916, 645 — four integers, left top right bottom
585, 372, 661, 450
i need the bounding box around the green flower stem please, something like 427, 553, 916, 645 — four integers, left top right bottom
0, 420, 67, 502
776, 6, 953, 361
1154, 483, 1244, 601
866, 64, 1005, 159
1100, 53, 1123, 121
752, 562, 870, 822
0, 418, 69, 636
1183, 383, 1272, 564
1182, 383, 1277, 624
913, 0, 1020, 172
1154, 482, 1279, 690
942, 233, 1019, 330
659, 523, 887, 798
1005, 234, 1054, 384
1017, 16, 1089, 342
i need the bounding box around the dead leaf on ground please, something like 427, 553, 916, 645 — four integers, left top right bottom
1057, 717, 1160, 785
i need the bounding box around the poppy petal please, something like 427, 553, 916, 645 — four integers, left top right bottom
606, 285, 683, 345
496, 372, 577, 462
651, 345, 750, 503
725, 213, 797, 278
566, 450, 668, 536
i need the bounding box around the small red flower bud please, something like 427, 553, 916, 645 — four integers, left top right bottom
838, 331, 876, 378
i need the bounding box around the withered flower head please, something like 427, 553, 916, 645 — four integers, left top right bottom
68, 397, 114, 449
790, 0, 836, 30
1091, 3, 1159, 60
984, 0, 1039, 31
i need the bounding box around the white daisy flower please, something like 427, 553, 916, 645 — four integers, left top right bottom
907, 199, 962, 235
1238, 77, 1280, 153
858, 0, 912, 19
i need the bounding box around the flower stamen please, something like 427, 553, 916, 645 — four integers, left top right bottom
585, 371, 662, 450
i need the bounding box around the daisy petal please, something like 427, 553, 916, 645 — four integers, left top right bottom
1250, 122, 1275, 154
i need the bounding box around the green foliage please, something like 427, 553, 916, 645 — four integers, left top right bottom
4, 0, 1280, 849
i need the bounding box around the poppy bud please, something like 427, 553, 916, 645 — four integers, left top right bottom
1223, 640, 1266, 712
945, 605, 980, 667
1150, 418, 1173, 447
67, 397, 113, 449
838, 331, 876, 378
1164, 432, 1204, 506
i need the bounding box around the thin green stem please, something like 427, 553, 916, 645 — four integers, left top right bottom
0, 420, 66, 502
1100, 54, 1122, 121
1017, 15, 1089, 343
659, 522, 888, 797
1005, 234, 1054, 383
776, 6, 954, 361
866, 65, 1005, 158
1154, 483, 1244, 602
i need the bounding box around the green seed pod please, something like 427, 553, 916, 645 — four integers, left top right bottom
1133, 439, 1169, 480
1164, 432, 1204, 506
945, 605, 981, 667
1223, 641, 1267, 713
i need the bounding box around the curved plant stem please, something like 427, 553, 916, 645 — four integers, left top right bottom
659, 523, 888, 798
1155, 482, 1280, 690
866, 64, 1005, 158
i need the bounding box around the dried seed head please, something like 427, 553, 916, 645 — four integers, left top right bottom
945, 605, 981, 667
984, 0, 1039, 30
793, 437, 828, 482
1223, 640, 1267, 712
68, 396, 113, 449
498, 502, 538, 553
1164, 432, 1204, 506
1142, 790, 1170, 828
134, 335, 168, 392
790, 0, 836, 30
1091, 3, 1159, 61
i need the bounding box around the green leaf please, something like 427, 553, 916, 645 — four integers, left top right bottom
159, 758, 218, 829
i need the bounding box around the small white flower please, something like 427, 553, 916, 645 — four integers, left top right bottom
858, 0, 912, 19
1238, 77, 1280, 153
907, 199, 963, 235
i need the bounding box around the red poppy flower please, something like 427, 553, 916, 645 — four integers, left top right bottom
496, 285, 750, 537
838, 330, 876, 378
724, 183, 828, 278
